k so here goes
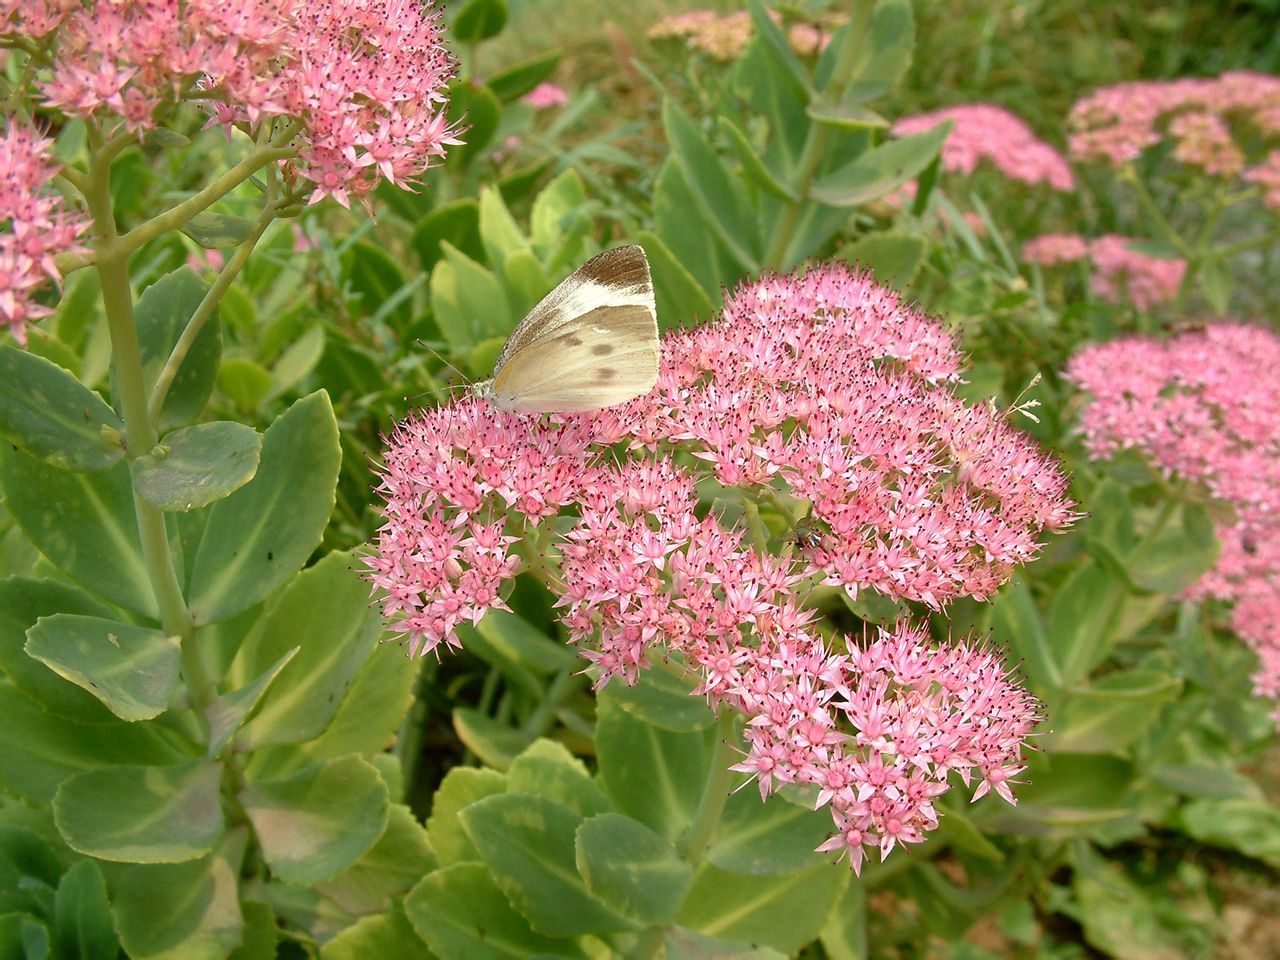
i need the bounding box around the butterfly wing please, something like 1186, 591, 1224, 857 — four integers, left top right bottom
491, 302, 658, 412
489, 245, 659, 413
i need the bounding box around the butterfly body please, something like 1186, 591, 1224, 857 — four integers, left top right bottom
472, 245, 659, 413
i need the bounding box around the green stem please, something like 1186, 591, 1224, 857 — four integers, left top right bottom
1212, 227, 1280, 261
1122, 166, 1189, 256
761, 0, 873, 270
113, 144, 296, 258
148, 196, 280, 421
676, 710, 739, 864
83, 131, 210, 725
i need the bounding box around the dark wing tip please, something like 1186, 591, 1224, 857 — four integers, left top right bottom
576, 244, 652, 291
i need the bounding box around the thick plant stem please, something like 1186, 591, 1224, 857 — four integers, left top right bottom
761, 0, 873, 271
677, 709, 740, 864
83, 137, 211, 719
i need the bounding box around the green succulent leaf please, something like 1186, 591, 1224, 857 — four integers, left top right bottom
575, 813, 692, 925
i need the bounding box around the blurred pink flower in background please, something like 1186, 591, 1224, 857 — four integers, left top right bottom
1022, 233, 1089, 266
1068, 324, 1280, 720
522, 82, 568, 110
0, 122, 88, 345
3, 0, 461, 208
1069, 71, 1280, 169
1086, 235, 1186, 310
894, 104, 1075, 191
1245, 151, 1280, 209
648, 7, 837, 61
1021, 233, 1186, 310
370, 261, 1076, 869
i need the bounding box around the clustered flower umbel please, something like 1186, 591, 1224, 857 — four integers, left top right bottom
370, 262, 1077, 870
0, 123, 88, 344
1067, 324, 1280, 721
1069, 71, 1280, 208
2, 0, 460, 209
1022, 233, 1187, 311
893, 104, 1076, 191
648, 8, 839, 61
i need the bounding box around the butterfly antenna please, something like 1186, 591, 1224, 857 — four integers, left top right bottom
415, 339, 472, 385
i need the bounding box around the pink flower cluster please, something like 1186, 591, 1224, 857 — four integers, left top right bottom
521, 83, 568, 110
1067, 324, 1280, 719
647, 8, 835, 61
1021, 233, 1186, 310
1069, 71, 1280, 170
0, 122, 88, 345
370, 261, 1076, 866
1245, 151, 1280, 210
893, 105, 1075, 191
4, 0, 459, 207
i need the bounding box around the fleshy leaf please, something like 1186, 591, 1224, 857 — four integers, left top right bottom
575, 813, 692, 925
132, 422, 262, 512
26, 615, 181, 722
240, 756, 388, 886
205, 647, 300, 756
53, 859, 118, 960
426, 767, 507, 867
53, 760, 224, 863
810, 124, 950, 207
188, 391, 341, 624
0, 346, 124, 471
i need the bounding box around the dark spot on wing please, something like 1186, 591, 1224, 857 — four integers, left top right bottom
591, 343, 613, 355
597, 367, 616, 381
575, 245, 652, 290
564, 335, 582, 346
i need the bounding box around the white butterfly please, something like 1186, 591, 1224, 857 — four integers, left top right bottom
472, 245, 659, 413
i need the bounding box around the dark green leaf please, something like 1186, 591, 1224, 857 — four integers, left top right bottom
426, 767, 507, 867
0, 578, 115, 723
181, 212, 255, 250
205, 648, 299, 756
507, 739, 612, 818
240, 756, 388, 885
837, 233, 926, 289
411, 199, 482, 268
677, 861, 848, 955
595, 694, 709, 841
215, 358, 272, 413
53, 860, 118, 960
662, 100, 761, 273
1152, 764, 1263, 801
25, 615, 181, 722
989, 578, 1059, 693
404, 863, 587, 959
605, 666, 714, 733
132, 422, 261, 512
342, 242, 410, 331
744, 0, 812, 104
127, 267, 221, 432
112, 832, 245, 960
451, 0, 507, 43
1127, 504, 1220, 594
0, 826, 62, 919
188, 391, 341, 624
708, 789, 830, 875
636, 231, 716, 332
459, 794, 634, 936
0, 455, 154, 616
1046, 562, 1118, 687
0, 685, 181, 803
446, 81, 501, 167
718, 117, 797, 201
1046, 671, 1183, 753
452, 707, 529, 769
319, 904, 425, 960
0, 914, 49, 960
0, 347, 123, 471
54, 760, 224, 863
665, 928, 788, 960
315, 805, 435, 916
230, 551, 378, 748
841, 0, 914, 101
576, 814, 691, 925
810, 124, 950, 207
805, 98, 889, 130
1179, 798, 1280, 867
986, 753, 1138, 840
429, 242, 513, 352
487, 50, 562, 102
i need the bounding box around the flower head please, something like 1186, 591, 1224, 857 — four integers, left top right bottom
1068, 323, 1280, 719
1084, 235, 1186, 310
371, 261, 1075, 863
0, 121, 88, 345
893, 104, 1075, 191
6, 0, 460, 207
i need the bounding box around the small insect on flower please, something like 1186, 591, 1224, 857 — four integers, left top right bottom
793, 518, 825, 553
471, 246, 660, 414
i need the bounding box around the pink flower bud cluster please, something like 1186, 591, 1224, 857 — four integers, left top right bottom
1067, 324, 1280, 719
1068, 71, 1280, 170
371, 262, 1076, 867
3, 0, 460, 207
0, 122, 88, 345
893, 105, 1075, 191
1021, 233, 1186, 310
647, 8, 835, 61
1245, 151, 1280, 210
521, 83, 568, 110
